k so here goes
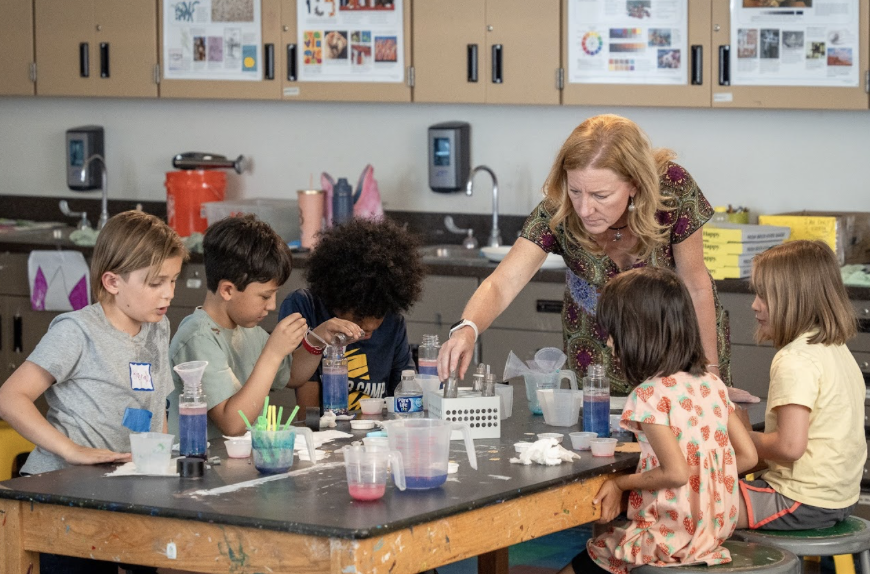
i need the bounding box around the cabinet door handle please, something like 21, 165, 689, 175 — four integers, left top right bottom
718, 45, 730, 86
100, 42, 110, 78
536, 299, 562, 314
13, 314, 22, 353
79, 42, 90, 77
691, 45, 702, 85
264, 43, 275, 80
467, 44, 478, 82
287, 44, 297, 81
491, 44, 503, 84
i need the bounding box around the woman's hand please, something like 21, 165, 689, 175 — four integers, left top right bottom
437, 327, 475, 380
594, 479, 625, 523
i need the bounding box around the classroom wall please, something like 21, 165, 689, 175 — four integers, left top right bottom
1, 96, 867, 219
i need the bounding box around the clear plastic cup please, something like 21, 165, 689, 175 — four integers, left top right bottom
569, 431, 598, 451
589, 437, 618, 457
360, 398, 384, 415
251, 427, 316, 474
344, 445, 405, 501
129, 432, 174, 474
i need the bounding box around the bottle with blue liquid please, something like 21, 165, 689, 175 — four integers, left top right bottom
322, 343, 349, 416
417, 334, 439, 377
583, 364, 610, 438
174, 360, 209, 459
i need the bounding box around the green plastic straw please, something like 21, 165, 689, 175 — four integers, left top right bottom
276, 406, 284, 432
262, 396, 270, 420
283, 405, 300, 430
238, 410, 253, 430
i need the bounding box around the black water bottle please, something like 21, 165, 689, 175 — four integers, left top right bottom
332, 177, 354, 225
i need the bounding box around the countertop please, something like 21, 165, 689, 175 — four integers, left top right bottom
2, 224, 869, 299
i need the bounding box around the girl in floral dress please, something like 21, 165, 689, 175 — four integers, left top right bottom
560, 267, 757, 574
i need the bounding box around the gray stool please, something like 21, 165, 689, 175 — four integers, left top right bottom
633, 540, 801, 574
732, 516, 870, 574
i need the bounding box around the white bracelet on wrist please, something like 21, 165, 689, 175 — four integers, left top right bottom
448, 319, 479, 343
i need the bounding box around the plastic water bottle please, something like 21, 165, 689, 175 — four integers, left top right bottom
394, 369, 424, 416
332, 177, 354, 226
583, 364, 610, 438
322, 344, 349, 416
175, 361, 208, 459
417, 334, 439, 377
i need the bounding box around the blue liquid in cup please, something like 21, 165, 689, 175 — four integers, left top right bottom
406, 474, 448, 489
583, 393, 611, 438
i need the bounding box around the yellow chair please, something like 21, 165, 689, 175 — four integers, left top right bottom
0, 420, 35, 481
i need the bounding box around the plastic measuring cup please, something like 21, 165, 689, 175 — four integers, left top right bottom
251, 426, 316, 474
129, 432, 174, 474
383, 418, 477, 489
537, 389, 583, 427
523, 370, 578, 415
344, 445, 406, 501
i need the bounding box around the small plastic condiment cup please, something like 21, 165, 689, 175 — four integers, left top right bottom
589, 437, 618, 457
514, 441, 533, 454
360, 398, 384, 415
536, 432, 564, 444
569, 431, 598, 451
350, 420, 375, 431
224, 437, 252, 458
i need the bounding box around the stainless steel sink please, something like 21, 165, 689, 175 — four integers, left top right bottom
419, 244, 483, 259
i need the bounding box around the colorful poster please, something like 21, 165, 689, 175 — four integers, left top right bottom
297, 0, 404, 83
163, 0, 262, 81
567, 0, 689, 85
730, 0, 859, 86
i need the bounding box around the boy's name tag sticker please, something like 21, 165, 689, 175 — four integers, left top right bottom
130, 362, 154, 391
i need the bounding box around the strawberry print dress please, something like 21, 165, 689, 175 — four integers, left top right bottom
586, 371, 739, 573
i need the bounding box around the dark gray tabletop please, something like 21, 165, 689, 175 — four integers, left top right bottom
0, 410, 638, 540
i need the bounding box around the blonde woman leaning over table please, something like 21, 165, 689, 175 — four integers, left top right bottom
437, 114, 731, 395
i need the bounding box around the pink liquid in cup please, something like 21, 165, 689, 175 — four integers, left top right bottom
348, 482, 387, 501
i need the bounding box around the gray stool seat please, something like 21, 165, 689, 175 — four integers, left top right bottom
633, 540, 801, 574
731, 516, 870, 573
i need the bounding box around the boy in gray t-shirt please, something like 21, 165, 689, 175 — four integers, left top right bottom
0, 211, 189, 475
168, 215, 311, 439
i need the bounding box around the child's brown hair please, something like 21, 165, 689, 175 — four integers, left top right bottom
751, 240, 856, 348
597, 267, 707, 385
90, 211, 189, 303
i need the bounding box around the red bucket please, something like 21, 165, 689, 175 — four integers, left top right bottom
165, 170, 226, 237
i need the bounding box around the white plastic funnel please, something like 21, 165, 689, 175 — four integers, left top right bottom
173, 360, 208, 387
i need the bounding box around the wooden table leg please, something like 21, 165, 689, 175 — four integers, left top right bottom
478, 547, 509, 574
0, 499, 39, 574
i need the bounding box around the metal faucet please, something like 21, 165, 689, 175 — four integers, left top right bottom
80, 154, 109, 230
465, 165, 501, 248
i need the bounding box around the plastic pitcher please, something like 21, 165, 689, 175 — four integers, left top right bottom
383, 418, 477, 489
523, 370, 578, 415
344, 445, 406, 501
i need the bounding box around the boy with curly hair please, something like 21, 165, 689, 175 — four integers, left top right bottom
278, 218, 425, 410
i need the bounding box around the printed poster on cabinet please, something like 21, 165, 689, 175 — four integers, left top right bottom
297, 0, 404, 83
163, 0, 263, 81
730, 0, 859, 86
567, 0, 689, 85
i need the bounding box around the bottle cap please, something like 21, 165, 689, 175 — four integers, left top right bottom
177, 457, 204, 478
401, 369, 416, 378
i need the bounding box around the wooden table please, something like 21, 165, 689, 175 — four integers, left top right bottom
0, 409, 638, 574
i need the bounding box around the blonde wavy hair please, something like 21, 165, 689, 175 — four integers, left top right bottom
543, 114, 674, 259
751, 240, 856, 348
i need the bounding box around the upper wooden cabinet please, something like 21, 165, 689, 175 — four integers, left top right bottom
158, 0, 283, 100
0, 0, 35, 95
34, 0, 158, 97
412, 0, 561, 105
561, 0, 712, 107
280, 0, 412, 103
711, 0, 869, 109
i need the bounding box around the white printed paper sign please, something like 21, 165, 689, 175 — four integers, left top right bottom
297, 0, 405, 83
163, 0, 263, 81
